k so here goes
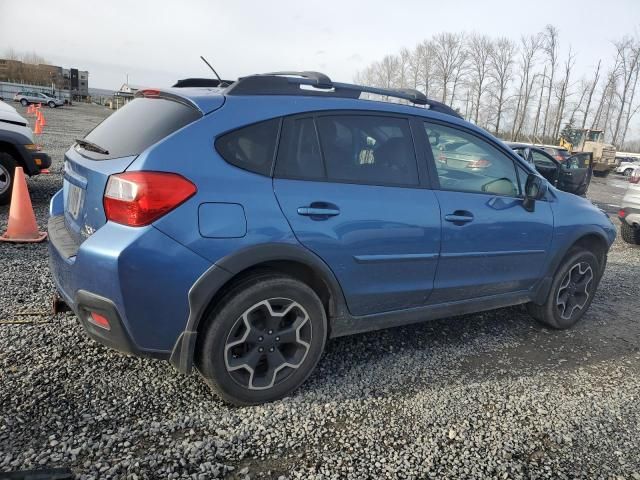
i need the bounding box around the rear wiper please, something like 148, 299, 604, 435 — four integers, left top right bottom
75, 138, 109, 155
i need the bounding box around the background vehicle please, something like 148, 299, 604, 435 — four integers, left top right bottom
618, 166, 640, 245
0, 100, 51, 204
509, 143, 593, 196
48, 72, 616, 405
615, 157, 640, 176
559, 127, 617, 176
537, 144, 571, 163
13, 91, 64, 108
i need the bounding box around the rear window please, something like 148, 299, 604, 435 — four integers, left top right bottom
215, 118, 280, 176
80, 97, 201, 160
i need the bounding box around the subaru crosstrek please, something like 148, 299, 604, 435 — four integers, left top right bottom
48, 72, 616, 405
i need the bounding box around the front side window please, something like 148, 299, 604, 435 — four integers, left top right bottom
315, 115, 419, 187
531, 150, 557, 167
425, 122, 520, 197
216, 118, 280, 176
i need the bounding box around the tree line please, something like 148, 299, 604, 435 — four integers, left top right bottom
354, 26, 640, 150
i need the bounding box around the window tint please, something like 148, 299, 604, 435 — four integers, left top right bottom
275, 117, 324, 180
425, 122, 520, 197
316, 115, 419, 186
82, 97, 201, 160
216, 118, 280, 176
531, 150, 557, 167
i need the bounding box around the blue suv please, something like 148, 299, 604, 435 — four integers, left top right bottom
48, 72, 616, 405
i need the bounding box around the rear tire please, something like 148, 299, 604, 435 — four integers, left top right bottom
20, 99, 28, 107
621, 222, 640, 245
196, 274, 327, 406
624, 168, 634, 177
48, 101, 56, 108
0, 152, 17, 205
528, 248, 601, 329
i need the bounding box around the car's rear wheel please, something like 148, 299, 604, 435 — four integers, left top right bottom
48, 101, 56, 108
528, 248, 600, 329
624, 168, 634, 177
621, 222, 640, 245
196, 273, 327, 405
20, 99, 28, 107
0, 152, 17, 205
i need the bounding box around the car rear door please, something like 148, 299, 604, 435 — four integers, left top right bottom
273, 112, 441, 316
422, 121, 553, 303
529, 149, 560, 186
558, 152, 593, 195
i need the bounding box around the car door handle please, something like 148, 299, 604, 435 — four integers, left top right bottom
297, 207, 340, 217
444, 212, 474, 223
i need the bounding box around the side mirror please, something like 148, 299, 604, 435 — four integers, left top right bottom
523, 174, 547, 212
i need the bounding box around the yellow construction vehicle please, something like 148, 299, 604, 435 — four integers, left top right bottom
559, 128, 617, 176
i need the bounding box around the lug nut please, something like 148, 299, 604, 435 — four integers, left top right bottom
275, 336, 280, 342
258, 336, 263, 342
269, 347, 274, 352
268, 330, 273, 335
258, 347, 264, 352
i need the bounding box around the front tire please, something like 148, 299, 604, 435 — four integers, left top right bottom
48, 101, 56, 108
0, 152, 17, 205
196, 274, 327, 406
621, 222, 640, 245
528, 249, 601, 329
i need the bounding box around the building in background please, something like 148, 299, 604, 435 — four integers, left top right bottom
0, 58, 89, 101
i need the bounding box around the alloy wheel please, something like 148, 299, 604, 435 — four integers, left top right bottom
0, 163, 10, 196
556, 262, 593, 320
224, 298, 312, 390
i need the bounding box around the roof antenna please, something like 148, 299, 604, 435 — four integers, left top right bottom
200, 56, 227, 86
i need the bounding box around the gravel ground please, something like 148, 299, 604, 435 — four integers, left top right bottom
1, 103, 640, 480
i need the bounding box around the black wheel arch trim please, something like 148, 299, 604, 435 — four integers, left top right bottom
170, 242, 349, 374
531, 228, 611, 305
0, 130, 41, 176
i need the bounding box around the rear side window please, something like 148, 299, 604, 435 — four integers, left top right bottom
80, 97, 201, 160
216, 118, 280, 176
315, 115, 419, 186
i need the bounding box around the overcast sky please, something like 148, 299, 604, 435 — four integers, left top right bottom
0, 0, 638, 90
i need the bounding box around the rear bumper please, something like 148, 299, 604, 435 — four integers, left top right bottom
619, 206, 640, 227
31, 151, 51, 171
48, 206, 212, 360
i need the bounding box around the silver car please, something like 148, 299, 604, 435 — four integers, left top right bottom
619, 166, 640, 245
13, 91, 64, 108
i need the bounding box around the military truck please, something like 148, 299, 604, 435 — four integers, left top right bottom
559, 127, 617, 177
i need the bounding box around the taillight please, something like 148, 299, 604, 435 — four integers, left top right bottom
619, 209, 627, 218
630, 173, 640, 184
88, 311, 110, 330
466, 159, 491, 169
104, 172, 196, 227
139, 89, 161, 97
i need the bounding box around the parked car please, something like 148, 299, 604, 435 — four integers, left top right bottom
13, 91, 64, 108
618, 166, 640, 245
0, 100, 52, 204
615, 158, 640, 177
508, 143, 593, 196
48, 72, 616, 405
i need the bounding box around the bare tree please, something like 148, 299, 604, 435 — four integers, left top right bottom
552, 46, 576, 140
488, 37, 517, 135
417, 40, 435, 97
468, 34, 493, 124
432, 32, 466, 104
512, 33, 542, 140
611, 37, 640, 145
620, 64, 640, 146
532, 66, 547, 141
541, 25, 559, 139
581, 60, 601, 128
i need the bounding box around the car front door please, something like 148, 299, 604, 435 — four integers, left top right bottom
529, 148, 561, 186
273, 113, 441, 316
423, 121, 554, 304
558, 152, 593, 195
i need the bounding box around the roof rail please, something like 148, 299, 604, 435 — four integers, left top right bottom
223, 71, 462, 118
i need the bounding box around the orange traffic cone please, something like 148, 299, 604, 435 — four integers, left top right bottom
0, 167, 47, 243
27, 104, 34, 115
33, 119, 42, 135
39, 113, 46, 127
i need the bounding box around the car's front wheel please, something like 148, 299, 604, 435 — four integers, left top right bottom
20, 99, 28, 107
0, 152, 17, 205
48, 101, 56, 108
196, 273, 327, 405
528, 248, 601, 329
